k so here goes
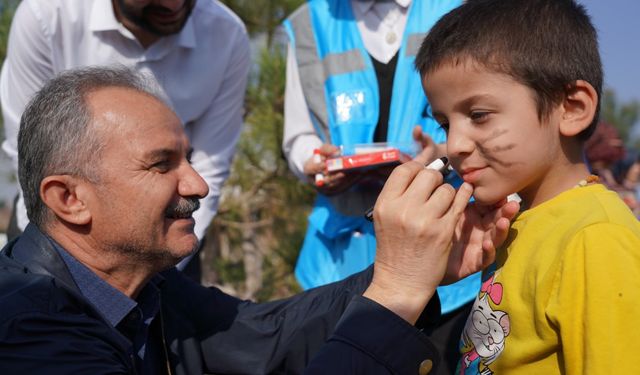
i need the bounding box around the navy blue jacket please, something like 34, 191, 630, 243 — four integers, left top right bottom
0, 225, 442, 374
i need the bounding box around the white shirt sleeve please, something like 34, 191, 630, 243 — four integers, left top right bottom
187, 25, 251, 240
0, 1, 55, 230
282, 43, 323, 182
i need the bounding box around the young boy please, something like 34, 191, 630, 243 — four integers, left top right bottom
415, 0, 640, 373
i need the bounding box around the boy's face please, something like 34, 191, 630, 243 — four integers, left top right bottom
424, 61, 565, 207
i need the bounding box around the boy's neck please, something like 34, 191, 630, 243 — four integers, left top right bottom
519, 161, 592, 210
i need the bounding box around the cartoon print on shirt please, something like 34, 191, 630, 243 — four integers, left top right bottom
458, 274, 510, 375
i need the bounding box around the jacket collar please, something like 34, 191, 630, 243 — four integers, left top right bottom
3, 223, 79, 294
1, 224, 152, 348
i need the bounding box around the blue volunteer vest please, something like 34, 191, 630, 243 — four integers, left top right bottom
285, 0, 477, 313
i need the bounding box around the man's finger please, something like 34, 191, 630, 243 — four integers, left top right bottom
422, 182, 456, 218
444, 182, 473, 221
377, 161, 425, 200
481, 202, 519, 259
482, 200, 520, 228
481, 237, 498, 267
403, 168, 445, 204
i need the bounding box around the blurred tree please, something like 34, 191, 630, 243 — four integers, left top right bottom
600, 89, 640, 148
0, 0, 19, 139
222, 0, 302, 42
201, 0, 309, 301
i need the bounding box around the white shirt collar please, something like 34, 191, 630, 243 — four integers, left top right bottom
89, 0, 196, 49
352, 0, 412, 15
177, 12, 196, 48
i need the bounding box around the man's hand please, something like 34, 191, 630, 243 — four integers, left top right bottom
303, 143, 361, 195
442, 199, 520, 285
362, 161, 519, 324
363, 161, 472, 324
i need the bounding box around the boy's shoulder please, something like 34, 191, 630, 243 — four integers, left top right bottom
505, 185, 639, 274
514, 184, 640, 238
582, 185, 640, 230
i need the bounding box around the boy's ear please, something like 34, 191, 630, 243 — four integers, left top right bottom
559, 80, 598, 137
40, 175, 92, 225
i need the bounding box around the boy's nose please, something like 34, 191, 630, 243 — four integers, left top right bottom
446, 124, 474, 157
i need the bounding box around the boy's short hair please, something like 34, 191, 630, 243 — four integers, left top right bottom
415, 0, 602, 140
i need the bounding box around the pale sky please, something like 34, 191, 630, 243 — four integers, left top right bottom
579, 0, 640, 104
576, 0, 640, 137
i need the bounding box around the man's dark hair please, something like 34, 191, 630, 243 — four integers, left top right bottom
18, 66, 164, 228
415, 0, 602, 140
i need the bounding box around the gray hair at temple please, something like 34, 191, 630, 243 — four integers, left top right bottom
18, 65, 165, 228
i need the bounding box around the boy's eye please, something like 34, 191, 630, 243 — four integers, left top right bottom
438, 121, 450, 132
433, 115, 449, 132
470, 111, 490, 122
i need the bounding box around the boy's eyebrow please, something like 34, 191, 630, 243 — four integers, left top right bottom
453, 94, 497, 112
430, 93, 498, 118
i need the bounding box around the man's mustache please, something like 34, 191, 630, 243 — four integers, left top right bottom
165, 197, 200, 219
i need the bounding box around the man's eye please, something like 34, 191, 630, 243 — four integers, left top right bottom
151, 160, 171, 172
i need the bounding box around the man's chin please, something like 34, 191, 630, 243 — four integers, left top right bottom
146, 22, 185, 36
174, 234, 199, 256
143, 6, 192, 36
160, 239, 198, 269
164, 220, 199, 252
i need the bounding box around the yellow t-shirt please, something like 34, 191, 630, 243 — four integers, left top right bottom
457, 184, 640, 374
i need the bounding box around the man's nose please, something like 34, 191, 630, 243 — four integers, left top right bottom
178, 163, 209, 199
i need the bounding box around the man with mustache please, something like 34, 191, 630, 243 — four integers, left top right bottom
1, 0, 249, 279
0, 66, 519, 374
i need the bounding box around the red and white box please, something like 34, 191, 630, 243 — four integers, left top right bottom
325, 148, 411, 172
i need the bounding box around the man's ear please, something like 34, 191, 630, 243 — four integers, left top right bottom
559, 80, 598, 137
40, 175, 92, 225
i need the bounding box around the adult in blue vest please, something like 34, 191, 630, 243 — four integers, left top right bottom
283, 0, 479, 332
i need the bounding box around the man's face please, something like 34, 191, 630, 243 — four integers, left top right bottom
423, 59, 565, 208
116, 0, 195, 36
85, 87, 208, 268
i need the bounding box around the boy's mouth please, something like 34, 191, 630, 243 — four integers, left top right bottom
460, 166, 487, 184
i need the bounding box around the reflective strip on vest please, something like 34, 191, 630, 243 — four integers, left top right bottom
284, 0, 461, 149
287, 5, 331, 142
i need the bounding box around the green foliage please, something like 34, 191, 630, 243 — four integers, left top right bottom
0, 0, 19, 139
600, 89, 640, 148
204, 0, 309, 301
222, 0, 303, 43
0, 1, 19, 55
